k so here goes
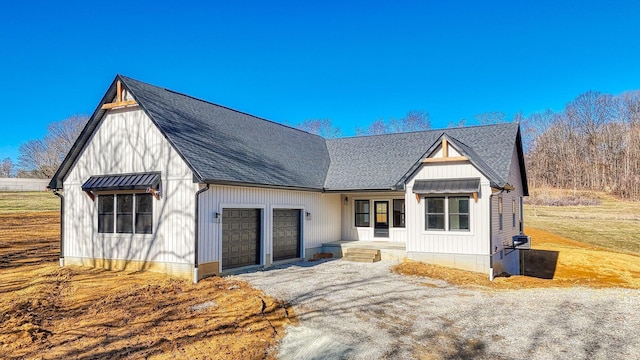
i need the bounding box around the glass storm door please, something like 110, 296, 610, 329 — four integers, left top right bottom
374, 201, 389, 238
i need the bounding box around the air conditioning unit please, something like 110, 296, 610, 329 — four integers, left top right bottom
512, 235, 531, 250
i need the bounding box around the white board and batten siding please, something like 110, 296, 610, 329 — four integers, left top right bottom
63, 107, 199, 273
405, 161, 492, 273
490, 145, 526, 275
198, 185, 341, 270
340, 193, 407, 242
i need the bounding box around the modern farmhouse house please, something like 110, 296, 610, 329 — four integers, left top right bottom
49, 75, 528, 282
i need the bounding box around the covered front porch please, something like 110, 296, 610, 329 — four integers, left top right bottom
321, 240, 407, 261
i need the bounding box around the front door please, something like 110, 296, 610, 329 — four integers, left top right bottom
374, 201, 389, 238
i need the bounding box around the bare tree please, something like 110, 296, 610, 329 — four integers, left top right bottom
448, 118, 467, 128
356, 119, 388, 136
521, 109, 555, 152
474, 111, 507, 125
295, 119, 342, 138
525, 89, 640, 199
18, 115, 88, 178
357, 110, 431, 135
389, 110, 431, 133
0, 158, 13, 177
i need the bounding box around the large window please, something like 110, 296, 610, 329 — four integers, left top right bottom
393, 199, 405, 228
99, 194, 153, 234
425, 196, 470, 232
355, 200, 370, 227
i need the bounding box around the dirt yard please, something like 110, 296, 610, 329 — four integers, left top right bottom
392, 226, 640, 290
0, 212, 294, 359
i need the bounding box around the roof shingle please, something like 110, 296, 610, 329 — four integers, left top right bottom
49, 75, 527, 194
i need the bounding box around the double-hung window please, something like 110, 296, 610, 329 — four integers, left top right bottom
99, 193, 153, 234
426, 197, 445, 230
448, 197, 469, 231
355, 200, 370, 227
98, 195, 114, 233
425, 196, 470, 231
393, 199, 405, 228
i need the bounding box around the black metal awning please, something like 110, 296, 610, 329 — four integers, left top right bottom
412, 178, 480, 194
82, 172, 161, 192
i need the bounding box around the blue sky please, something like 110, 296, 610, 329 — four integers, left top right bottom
1, 1, 639, 162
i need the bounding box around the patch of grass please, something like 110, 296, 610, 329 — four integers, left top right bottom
0, 192, 60, 214
525, 190, 640, 255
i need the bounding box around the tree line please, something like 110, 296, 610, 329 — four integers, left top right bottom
523, 90, 640, 200
6, 90, 640, 201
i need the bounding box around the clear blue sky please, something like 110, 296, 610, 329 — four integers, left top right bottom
1, 1, 639, 162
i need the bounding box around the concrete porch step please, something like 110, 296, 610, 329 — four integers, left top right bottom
342, 248, 381, 263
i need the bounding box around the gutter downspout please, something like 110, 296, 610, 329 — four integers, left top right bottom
193, 184, 209, 283
489, 193, 493, 281
52, 189, 64, 267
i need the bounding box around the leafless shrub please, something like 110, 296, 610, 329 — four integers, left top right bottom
525, 192, 601, 206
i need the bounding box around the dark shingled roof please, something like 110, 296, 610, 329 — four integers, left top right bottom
49, 75, 528, 195
324, 122, 523, 191
121, 76, 330, 190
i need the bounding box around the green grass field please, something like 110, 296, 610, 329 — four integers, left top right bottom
525, 190, 640, 255
0, 191, 60, 214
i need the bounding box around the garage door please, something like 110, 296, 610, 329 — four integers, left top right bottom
222, 208, 261, 270
273, 209, 301, 261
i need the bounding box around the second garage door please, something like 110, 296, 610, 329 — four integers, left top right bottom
222, 208, 261, 270
272, 209, 301, 261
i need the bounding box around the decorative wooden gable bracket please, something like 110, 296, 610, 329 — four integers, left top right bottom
423, 138, 468, 163
84, 190, 95, 201
147, 187, 161, 200
101, 80, 138, 110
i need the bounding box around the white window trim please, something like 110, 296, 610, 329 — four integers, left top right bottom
95, 192, 156, 238
422, 195, 474, 236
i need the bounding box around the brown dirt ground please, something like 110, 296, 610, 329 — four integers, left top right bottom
392, 227, 640, 290
0, 212, 295, 359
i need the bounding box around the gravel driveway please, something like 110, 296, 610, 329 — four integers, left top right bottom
236, 259, 640, 360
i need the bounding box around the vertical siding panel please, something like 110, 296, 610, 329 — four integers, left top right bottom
197, 186, 342, 264
64, 109, 197, 267
406, 162, 490, 256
